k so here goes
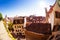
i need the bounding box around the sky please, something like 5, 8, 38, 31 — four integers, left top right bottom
0, 0, 56, 17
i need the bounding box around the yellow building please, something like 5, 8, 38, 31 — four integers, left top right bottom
46, 0, 60, 30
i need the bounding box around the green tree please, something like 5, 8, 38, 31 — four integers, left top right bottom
8, 22, 14, 31
0, 13, 3, 21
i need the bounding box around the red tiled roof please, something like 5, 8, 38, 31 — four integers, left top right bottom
26, 23, 51, 34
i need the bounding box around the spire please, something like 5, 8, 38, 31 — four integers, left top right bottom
45, 8, 47, 13
45, 8, 49, 17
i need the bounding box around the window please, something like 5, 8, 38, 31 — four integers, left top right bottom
16, 30, 18, 32
17, 33, 19, 35
13, 19, 24, 24
55, 11, 60, 18
57, 25, 60, 31
15, 26, 16, 28
21, 26, 23, 28
18, 26, 21, 28
20, 30, 21, 32
18, 30, 19, 32
16, 30, 21, 32
22, 33, 25, 35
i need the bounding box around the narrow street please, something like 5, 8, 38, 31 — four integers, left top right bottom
0, 21, 11, 40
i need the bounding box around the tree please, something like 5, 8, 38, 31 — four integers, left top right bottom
8, 22, 14, 31
0, 13, 3, 21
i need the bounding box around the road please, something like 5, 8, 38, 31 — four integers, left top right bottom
0, 21, 11, 40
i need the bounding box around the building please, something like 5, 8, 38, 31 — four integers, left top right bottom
26, 15, 46, 23
13, 16, 25, 36
45, 0, 60, 30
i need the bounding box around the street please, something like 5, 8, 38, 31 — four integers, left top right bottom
0, 21, 11, 40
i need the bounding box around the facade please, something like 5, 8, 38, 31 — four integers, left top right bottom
13, 17, 25, 36
46, 0, 60, 30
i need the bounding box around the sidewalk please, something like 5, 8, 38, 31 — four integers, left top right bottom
0, 21, 11, 40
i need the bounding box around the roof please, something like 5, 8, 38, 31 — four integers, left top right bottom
26, 23, 51, 34
47, 1, 56, 14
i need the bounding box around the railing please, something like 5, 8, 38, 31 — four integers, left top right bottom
3, 21, 16, 40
